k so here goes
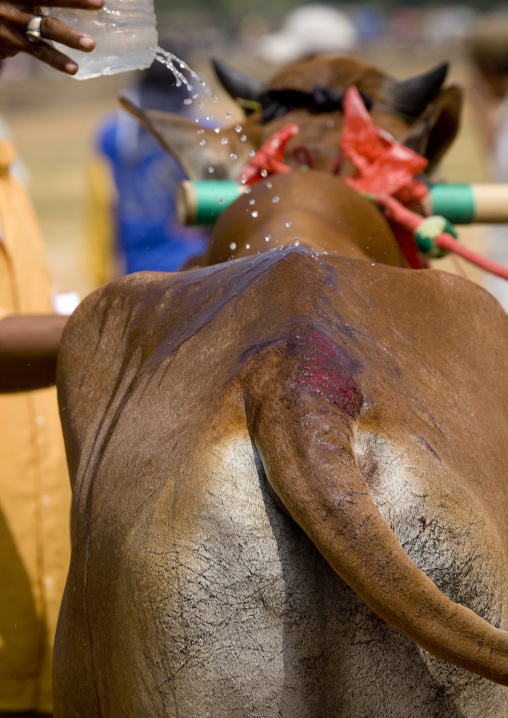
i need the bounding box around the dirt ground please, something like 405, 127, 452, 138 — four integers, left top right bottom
0, 42, 495, 301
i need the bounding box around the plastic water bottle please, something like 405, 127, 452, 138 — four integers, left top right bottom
43, 0, 158, 80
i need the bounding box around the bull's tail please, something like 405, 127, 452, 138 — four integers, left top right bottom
243, 328, 508, 685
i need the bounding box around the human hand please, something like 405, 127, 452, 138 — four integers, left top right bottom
0, 313, 68, 392
0, 0, 104, 75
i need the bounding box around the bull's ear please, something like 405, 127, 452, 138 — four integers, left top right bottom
119, 96, 257, 181
403, 85, 463, 176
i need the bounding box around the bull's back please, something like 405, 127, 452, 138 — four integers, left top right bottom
54, 248, 508, 717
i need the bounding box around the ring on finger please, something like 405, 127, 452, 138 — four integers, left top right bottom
26, 15, 44, 44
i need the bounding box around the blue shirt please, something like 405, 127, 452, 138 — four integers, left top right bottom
96, 110, 209, 273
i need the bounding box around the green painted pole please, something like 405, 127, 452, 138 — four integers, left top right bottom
177, 180, 508, 226
429, 184, 475, 224
177, 180, 244, 225
429, 184, 508, 224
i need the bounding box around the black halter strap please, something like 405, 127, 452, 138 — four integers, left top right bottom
259, 87, 373, 123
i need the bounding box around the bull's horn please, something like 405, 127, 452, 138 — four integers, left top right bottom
388, 62, 449, 119
211, 57, 265, 110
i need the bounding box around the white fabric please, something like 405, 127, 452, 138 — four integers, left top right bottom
52, 291, 81, 316
257, 5, 358, 66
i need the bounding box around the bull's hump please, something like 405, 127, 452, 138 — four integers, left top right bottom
117, 247, 342, 361
101, 247, 473, 392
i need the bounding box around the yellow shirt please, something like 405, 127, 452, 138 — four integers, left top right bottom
0, 138, 71, 712
84, 152, 118, 287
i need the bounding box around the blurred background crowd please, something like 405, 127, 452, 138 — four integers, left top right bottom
1, 1, 508, 300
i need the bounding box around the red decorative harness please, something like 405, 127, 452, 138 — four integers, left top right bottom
239, 124, 299, 185
239, 87, 508, 280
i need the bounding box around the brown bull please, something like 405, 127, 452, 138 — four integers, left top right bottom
54, 56, 508, 717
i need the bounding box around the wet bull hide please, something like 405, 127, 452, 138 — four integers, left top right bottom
53, 56, 508, 717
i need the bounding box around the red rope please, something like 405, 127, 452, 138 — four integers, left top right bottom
448, 253, 469, 279
386, 220, 426, 269
436, 234, 508, 280
237, 98, 508, 280
293, 145, 315, 169
380, 192, 508, 278
332, 149, 345, 175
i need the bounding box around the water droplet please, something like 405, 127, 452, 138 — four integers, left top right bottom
199, 140, 206, 146
240, 135, 247, 142
244, 187, 252, 194
214, 127, 221, 134
249, 199, 256, 205
226, 111, 232, 119
246, 243, 250, 249
266, 181, 272, 189
221, 137, 228, 145
235, 124, 242, 133
230, 154, 238, 161
208, 166, 215, 174
230, 242, 236, 250
252, 211, 259, 218
154, 48, 204, 93
249, 150, 256, 157
272, 196, 280, 203
285, 221, 292, 228
261, 169, 268, 177
265, 234, 271, 242
294, 238, 300, 246
197, 128, 205, 135
183, 98, 192, 105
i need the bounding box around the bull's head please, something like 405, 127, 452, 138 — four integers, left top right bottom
120, 54, 462, 184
